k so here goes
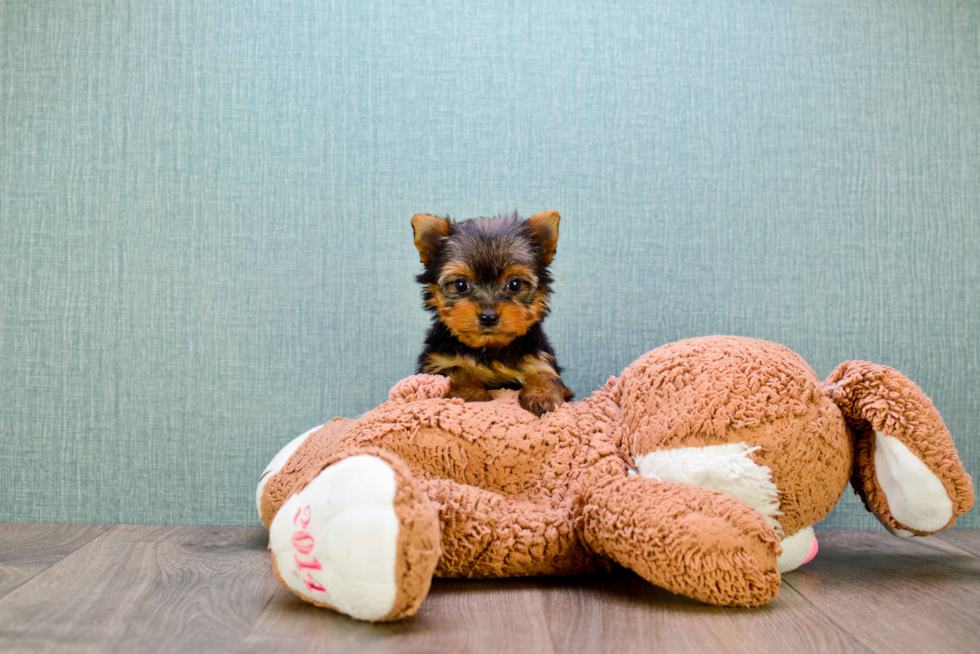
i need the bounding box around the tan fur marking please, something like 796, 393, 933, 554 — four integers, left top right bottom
411, 214, 452, 265
500, 265, 537, 284
437, 298, 540, 349
525, 210, 560, 264
517, 354, 557, 378
423, 352, 474, 375
529, 291, 550, 320
440, 300, 486, 347
424, 352, 528, 387
424, 283, 441, 309
439, 262, 476, 283
491, 302, 541, 346
423, 352, 565, 399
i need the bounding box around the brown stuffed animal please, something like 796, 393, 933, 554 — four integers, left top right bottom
256, 336, 974, 621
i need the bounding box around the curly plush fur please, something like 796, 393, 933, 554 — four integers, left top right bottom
257, 336, 974, 621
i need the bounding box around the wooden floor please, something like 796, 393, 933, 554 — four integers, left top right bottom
0, 526, 978, 654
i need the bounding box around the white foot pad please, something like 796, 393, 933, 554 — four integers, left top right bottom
777, 526, 818, 573
635, 443, 782, 531
269, 455, 400, 621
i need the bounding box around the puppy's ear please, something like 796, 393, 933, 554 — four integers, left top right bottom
526, 211, 560, 265
411, 214, 452, 265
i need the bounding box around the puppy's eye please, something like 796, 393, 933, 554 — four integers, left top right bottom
453, 279, 470, 293
506, 278, 523, 293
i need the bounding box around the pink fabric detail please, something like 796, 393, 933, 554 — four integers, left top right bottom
802, 534, 819, 565
292, 530, 315, 555
291, 502, 326, 592
293, 505, 311, 529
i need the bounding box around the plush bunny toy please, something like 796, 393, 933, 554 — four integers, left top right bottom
256, 336, 973, 622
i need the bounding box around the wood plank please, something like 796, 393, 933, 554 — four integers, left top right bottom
236, 578, 557, 654
933, 530, 980, 557
0, 525, 280, 654
541, 569, 870, 654
0, 524, 111, 600
782, 530, 980, 654
240, 569, 868, 654
1, 526, 977, 653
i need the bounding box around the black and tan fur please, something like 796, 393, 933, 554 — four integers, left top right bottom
411, 211, 573, 416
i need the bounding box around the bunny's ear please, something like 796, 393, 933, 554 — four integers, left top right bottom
825, 361, 975, 535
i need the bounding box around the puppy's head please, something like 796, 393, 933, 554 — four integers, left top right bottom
412, 211, 560, 349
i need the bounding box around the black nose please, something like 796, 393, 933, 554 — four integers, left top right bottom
478, 310, 499, 328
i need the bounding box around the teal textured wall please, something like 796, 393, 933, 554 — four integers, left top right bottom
1, 0, 977, 528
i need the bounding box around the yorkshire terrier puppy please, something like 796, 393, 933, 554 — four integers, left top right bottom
411, 211, 573, 416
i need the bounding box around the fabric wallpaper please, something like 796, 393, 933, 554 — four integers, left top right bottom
1, 0, 977, 527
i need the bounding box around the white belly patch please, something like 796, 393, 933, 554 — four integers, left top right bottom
634, 443, 782, 532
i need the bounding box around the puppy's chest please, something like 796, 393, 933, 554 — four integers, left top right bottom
425, 351, 549, 388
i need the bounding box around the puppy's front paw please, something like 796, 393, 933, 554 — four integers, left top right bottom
519, 384, 565, 416
446, 380, 493, 403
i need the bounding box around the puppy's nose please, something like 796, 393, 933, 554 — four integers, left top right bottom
478, 310, 499, 328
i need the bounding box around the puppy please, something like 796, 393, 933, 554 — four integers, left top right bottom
411, 211, 573, 416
